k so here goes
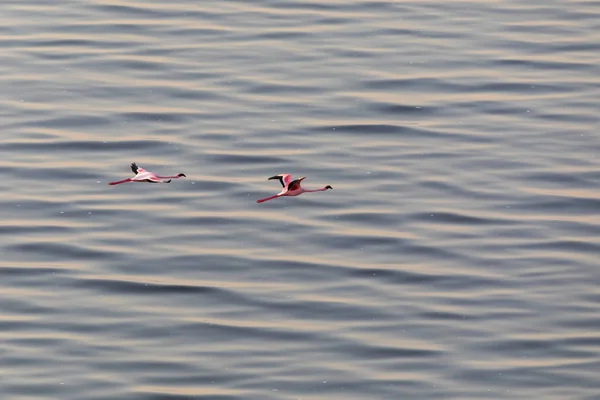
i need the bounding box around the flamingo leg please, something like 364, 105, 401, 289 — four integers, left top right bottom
108, 178, 132, 185
256, 194, 280, 203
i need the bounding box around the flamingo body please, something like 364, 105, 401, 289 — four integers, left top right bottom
257, 174, 332, 203
109, 162, 186, 185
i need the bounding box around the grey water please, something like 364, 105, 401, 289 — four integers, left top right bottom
1, 1, 600, 399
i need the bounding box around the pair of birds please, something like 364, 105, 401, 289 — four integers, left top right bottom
109, 163, 333, 203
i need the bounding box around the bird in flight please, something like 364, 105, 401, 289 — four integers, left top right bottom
108, 162, 186, 185
257, 174, 332, 203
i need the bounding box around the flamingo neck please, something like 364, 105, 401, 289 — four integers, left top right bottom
303, 187, 328, 193
156, 175, 183, 179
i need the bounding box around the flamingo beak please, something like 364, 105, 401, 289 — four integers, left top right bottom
268, 175, 280, 180
178, 173, 186, 177
326, 185, 333, 190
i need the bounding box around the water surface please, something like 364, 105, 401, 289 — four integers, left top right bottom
1, 1, 600, 399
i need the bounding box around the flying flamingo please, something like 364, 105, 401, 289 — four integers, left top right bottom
108, 162, 186, 185
256, 174, 332, 203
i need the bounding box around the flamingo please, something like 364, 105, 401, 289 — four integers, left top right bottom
256, 174, 332, 203
108, 162, 186, 185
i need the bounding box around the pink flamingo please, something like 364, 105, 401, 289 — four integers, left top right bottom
108, 162, 186, 185
257, 174, 332, 203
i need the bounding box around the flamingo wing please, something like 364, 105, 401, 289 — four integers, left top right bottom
145, 175, 161, 183
131, 162, 148, 175
269, 174, 292, 188
282, 174, 292, 187
287, 178, 304, 192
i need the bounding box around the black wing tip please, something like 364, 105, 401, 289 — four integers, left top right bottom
130, 162, 138, 174
268, 175, 285, 187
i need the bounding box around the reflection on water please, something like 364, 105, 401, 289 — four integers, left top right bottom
1, 0, 600, 399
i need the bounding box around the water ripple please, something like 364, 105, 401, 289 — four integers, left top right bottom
2, 0, 600, 399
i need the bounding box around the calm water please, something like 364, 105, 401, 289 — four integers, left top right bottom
2, 1, 600, 399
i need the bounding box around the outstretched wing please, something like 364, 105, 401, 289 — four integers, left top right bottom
131, 162, 146, 175
287, 178, 303, 192
145, 176, 161, 183
269, 174, 292, 188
